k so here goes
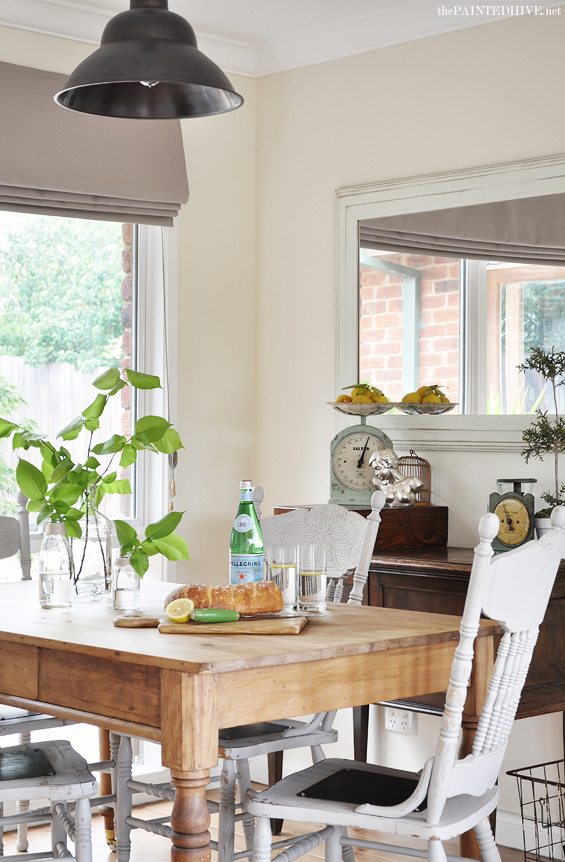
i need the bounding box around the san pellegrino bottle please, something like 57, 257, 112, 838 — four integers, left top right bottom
229, 480, 264, 584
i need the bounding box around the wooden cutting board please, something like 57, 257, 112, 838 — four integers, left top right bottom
158, 616, 308, 635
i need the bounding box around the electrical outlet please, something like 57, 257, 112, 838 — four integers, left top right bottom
384, 707, 416, 734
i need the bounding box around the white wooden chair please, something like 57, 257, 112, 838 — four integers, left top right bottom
110, 491, 385, 862
0, 492, 76, 853
260, 495, 383, 605
248, 506, 565, 862
0, 740, 96, 862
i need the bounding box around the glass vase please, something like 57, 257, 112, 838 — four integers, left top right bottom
39, 522, 73, 608
112, 554, 141, 610
72, 491, 113, 597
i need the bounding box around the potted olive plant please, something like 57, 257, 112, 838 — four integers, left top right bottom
520, 347, 565, 533
0, 366, 188, 585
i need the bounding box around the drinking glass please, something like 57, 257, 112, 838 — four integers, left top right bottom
266, 546, 297, 612
298, 544, 327, 612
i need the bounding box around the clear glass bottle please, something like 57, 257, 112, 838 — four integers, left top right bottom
39, 522, 73, 608
72, 490, 113, 597
112, 554, 141, 610
229, 480, 264, 584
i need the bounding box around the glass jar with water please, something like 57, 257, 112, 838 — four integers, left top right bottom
39, 522, 73, 608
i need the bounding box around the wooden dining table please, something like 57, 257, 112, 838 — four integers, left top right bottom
0, 580, 498, 862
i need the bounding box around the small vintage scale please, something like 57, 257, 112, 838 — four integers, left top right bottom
488, 478, 537, 553
329, 412, 392, 508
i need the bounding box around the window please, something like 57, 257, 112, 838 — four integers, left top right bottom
0, 215, 175, 578
359, 250, 565, 415
359, 249, 461, 408
0, 213, 134, 520
337, 153, 565, 449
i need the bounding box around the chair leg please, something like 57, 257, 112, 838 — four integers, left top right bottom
16, 730, 31, 851
325, 825, 344, 862
51, 801, 67, 858
267, 751, 284, 835
253, 815, 273, 862
219, 759, 236, 862
352, 705, 369, 762
0, 800, 4, 855
73, 796, 93, 862
474, 818, 502, 862
428, 838, 447, 862
235, 758, 256, 851
115, 735, 133, 862
109, 730, 120, 848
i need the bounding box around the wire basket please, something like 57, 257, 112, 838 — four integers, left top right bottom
398, 450, 431, 504
507, 760, 565, 862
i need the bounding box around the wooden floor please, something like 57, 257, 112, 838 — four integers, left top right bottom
1, 795, 524, 862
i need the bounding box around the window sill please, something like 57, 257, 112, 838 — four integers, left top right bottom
366, 414, 531, 452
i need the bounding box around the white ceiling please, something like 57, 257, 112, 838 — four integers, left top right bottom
0, 0, 561, 77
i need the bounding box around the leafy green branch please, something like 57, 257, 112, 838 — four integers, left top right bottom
519, 347, 565, 515
114, 511, 189, 578
0, 366, 187, 576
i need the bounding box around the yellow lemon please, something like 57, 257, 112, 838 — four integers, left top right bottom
440, 395, 450, 403
371, 393, 388, 403
352, 394, 372, 403
165, 598, 195, 623
336, 394, 352, 403
422, 392, 441, 403
417, 385, 432, 396
402, 392, 421, 403
351, 386, 370, 398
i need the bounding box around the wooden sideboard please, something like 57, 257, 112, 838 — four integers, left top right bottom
366, 546, 565, 721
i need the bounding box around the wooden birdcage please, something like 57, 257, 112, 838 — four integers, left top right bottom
398, 450, 431, 505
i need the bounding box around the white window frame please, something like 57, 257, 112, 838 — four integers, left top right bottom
27, 222, 178, 581
337, 152, 565, 452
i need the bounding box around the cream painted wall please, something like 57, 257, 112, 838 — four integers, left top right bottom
174, 75, 256, 581
253, 11, 565, 525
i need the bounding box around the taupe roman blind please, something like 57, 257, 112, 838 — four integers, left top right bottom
359, 193, 565, 266
0, 61, 188, 226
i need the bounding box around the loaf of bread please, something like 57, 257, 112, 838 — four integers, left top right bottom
164, 581, 284, 616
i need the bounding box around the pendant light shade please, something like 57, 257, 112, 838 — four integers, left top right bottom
54, 0, 244, 120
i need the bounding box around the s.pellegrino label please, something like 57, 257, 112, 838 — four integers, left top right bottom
229, 480, 264, 584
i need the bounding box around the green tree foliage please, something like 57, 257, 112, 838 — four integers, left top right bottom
0, 376, 30, 515
0, 214, 123, 371
520, 347, 565, 514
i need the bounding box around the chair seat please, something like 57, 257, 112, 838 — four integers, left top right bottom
0, 740, 96, 802
218, 718, 338, 759
248, 757, 499, 840
0, 708, 73, 738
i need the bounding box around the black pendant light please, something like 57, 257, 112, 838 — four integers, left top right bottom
54, 0, 244, 120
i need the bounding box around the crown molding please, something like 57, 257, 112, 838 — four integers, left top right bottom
0, 0, 562, 79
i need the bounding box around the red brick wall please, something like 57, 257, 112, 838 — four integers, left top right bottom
359, 252, 460, 405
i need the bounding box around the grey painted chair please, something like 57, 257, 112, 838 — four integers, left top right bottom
0, 740, 96, 862
0, 492, 75, 852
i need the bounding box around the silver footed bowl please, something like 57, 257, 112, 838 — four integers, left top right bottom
327, 401, 394, 416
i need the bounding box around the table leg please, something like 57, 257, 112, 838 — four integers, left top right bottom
170, 771, 212, 862
160, 670, 219, 862
460, 634, 495, 860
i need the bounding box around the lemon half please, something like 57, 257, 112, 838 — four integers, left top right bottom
165, 598, 195, 623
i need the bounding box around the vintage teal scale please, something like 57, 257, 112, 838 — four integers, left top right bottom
328, 403, 392, 508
